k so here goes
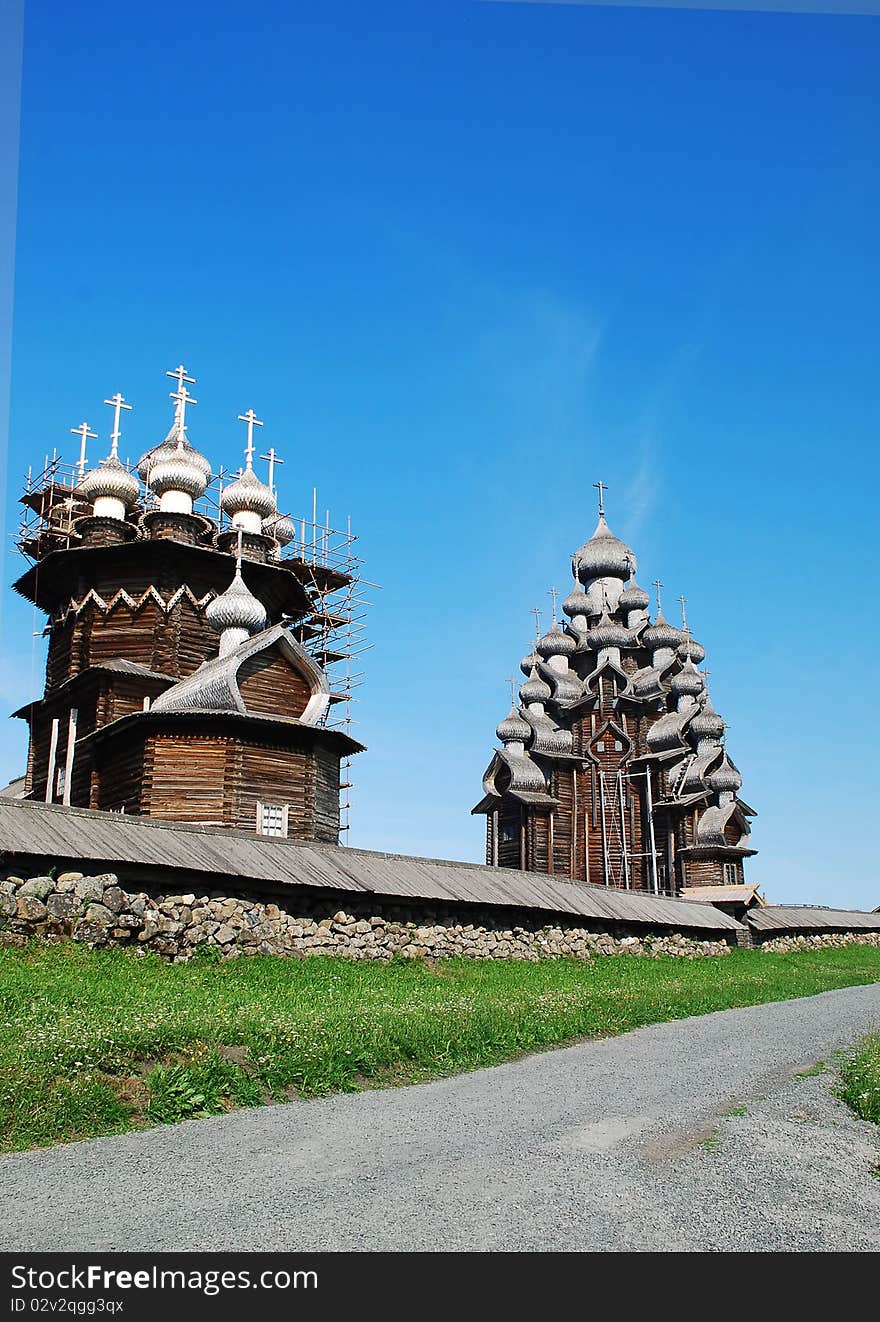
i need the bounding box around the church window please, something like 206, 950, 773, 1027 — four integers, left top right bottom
723, 862, 739, 886
55, 767, 65, 799
596, 741, 605, 752
614, 740, 623, 752
257, 802, 289, 837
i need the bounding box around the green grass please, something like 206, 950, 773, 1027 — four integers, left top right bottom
838, 1034, 880, 1128
3, 941, 880, 1152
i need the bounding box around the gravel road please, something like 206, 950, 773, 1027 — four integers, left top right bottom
3, 984, 880, 1252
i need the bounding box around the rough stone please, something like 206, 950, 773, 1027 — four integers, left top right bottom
84, 903, 116, 926
17, 895, 48, 922
74, 877, 108, 903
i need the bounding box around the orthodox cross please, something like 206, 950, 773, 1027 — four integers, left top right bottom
260, 445, 283, 494
70, 422, 97, 476
593, 479, 607, 518
103, 392, 132, 458
531, 606, 542, 641
678, 594, 688, 631
652, 579, 663, 615
166, 365, 197, 433
506, 676, 517, 705
548, 586, 558, 624
238, 409, 263, 468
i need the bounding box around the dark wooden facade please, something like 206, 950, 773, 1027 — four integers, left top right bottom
13, 467, 361, 844
474, 515, 756, 895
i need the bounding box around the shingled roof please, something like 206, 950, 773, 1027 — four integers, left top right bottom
0, 798, 743, 935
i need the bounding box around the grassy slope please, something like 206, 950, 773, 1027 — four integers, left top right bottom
2, 941, 880, 1152
839, 1033, 880, 1128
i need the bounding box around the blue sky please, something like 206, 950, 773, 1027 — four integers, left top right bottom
3, 0, 879, 905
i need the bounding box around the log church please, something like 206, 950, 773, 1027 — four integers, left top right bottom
12, 367, 363, 842
473, 484, 756, 894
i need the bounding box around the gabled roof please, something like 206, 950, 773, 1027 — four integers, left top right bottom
152, 624, 329, 725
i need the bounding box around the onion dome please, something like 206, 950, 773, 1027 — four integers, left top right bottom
520, 648, 542, 677
689, 698, 725, 741
573, 515, 634, 583
537, 626, 577, 659
148, 439, 210, 502
647, 710, 689, 753
520, 671, 552, 705
588, 611, 630, 651
220, 466, 277, 522
562, 581, 591, 619
670, 661, 704, 698
206, 566, 268, 636
707, 756, 742, 795
619, 579, 650, 612
138, 426, 211, 485
496, 707, 531, 745
642, 613, 683, 652
265, 513, 296, 547
678, 631, 706, 664
77, 454, 140, 509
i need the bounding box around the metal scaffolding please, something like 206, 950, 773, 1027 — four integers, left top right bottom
15, 458, 373, 839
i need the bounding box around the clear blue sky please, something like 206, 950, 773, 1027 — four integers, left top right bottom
3, 1, 879, 906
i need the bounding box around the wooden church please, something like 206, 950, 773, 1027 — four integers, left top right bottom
12, 368, 363, 842
472, 484, 756, 894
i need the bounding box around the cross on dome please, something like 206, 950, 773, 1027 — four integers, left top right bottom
70, 422, 98, 476
678, 595, 688, 631
103, 393, 132, 458
548, 586, 558, 624
506, 676, 517, 705
652, 578, 663, 614
166, 365, 197, 433
238, 409, 263, 468
593, 479, 607, 518
531, 606, 542, 640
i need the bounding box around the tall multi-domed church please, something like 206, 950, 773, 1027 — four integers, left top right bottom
473, 487, 755, 894
13, 367, 362, 841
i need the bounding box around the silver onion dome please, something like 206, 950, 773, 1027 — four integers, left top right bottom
537, 626, 577, 658
670, 661, 705, 698
148, 440, 210, 501
619, 579, 650, 611
562, 581, 591, 619
220, 466, 277, 521
496, 707, 531, 744
520, 648, 542, 677
265, 513, 296, 547
206, 567, 268, 635
138, 426, 211, 484
707, 756, 742, 794
573, 515, 634, 583
642, 614, 683, 652
77, 454, 140, 508
520, 672, 552, 704
678, 632, 706, 664
689, 699, 725, 741
588, 611, 630, 651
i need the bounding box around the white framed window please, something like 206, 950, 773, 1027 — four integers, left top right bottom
256, 802, 289, 838
723, 862, 739, 886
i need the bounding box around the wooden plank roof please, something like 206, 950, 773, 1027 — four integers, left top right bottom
0, 799, 744, 933
748, 905, 880, 933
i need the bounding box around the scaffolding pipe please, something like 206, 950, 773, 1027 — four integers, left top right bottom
617, 770, 630, 890
599, 770, 610, 887
645, 767, 660, 894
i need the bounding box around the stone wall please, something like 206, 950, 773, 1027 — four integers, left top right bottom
0, 869, 734, 961
756, 931, 880, 954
